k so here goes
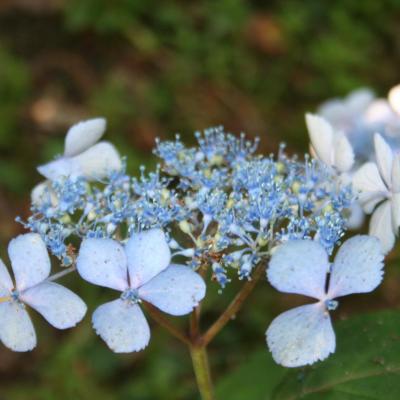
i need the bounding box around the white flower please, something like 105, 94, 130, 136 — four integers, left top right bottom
0, 233, 87, 352
76, 229, 206, 353
266, 236, 383, 367
32, 118, 122, 204
305, 113, 363, 228
305, 113, 354, 173
353, 133, 400, 253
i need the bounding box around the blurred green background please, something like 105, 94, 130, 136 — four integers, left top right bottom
1, 1, 400, 399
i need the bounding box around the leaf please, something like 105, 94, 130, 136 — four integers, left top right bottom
216, 349, 286, 400
273, 311, 400, 400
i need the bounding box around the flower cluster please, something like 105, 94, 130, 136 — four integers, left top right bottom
0, 87, 397, 372
22, 126, 352, 288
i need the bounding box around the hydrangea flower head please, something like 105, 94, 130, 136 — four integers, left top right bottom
266, 235, 383, 367
76, 228, 206, 352
0, 233, 87, 351
25, 125, 353, 284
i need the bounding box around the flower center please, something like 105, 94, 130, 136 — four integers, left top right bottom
120, 288, 141, 304
325, 299, 339, 311
10, 289, 20, 302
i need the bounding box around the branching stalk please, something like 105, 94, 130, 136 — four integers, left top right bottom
143, 302, 191, 346
202, 264, 265, 346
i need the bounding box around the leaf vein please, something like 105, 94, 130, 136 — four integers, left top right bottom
283, 367, 400, 400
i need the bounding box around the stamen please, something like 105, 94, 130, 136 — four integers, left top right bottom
120, 288, 141, 304
325, 299, 339, 311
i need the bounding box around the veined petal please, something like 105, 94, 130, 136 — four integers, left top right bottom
64, 118, 106, 157
328, 235, 384, 298
8, 234, 50, 291
266, 303, 335, 368
352, 162, 388, 212
305, 113, 334, 166
369, 201, 396, 254
0, 301, 36, 352
374, 133, 393, 188
125, 229, 171, 288
73, 141, 122, 179
333, 132, 354, 172
92, 299, 150, 353
267, 240, 329, 300
77, 238, 128, 291
21, 282, 87, 329
353, 162, 388, 194
139, 264, 206, 316
358, 191, 387, 214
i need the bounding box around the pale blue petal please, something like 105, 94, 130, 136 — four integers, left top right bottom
77, 238, 128, 291
73, 142, 121, 179
139, 264, 206, 316
38, 142, 120, 181
64, 118, 106, 157
369, 201, 395, 254
125, 229, 171, 288
374, 133, 393, 188
0, 301, 36, 352
328, 235, 384, 298
8, 233, 50, 291
37, 157, 78, 180
92, 299, 150, 353
21, 282, 87, 329
0, 258, 13, 295
267, 240, 329, 300
266, 303, 335, 368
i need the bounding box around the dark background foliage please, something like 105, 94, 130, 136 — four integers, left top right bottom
0, 1, 400, 399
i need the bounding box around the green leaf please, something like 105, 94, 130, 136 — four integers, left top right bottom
216, 349, 286, 400
274, 311, 400, 400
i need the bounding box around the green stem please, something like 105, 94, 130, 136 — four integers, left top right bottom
190, 344, 214, 400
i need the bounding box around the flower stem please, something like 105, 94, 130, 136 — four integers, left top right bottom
143, 302, 191, 346
190, 305, 201, 340
190, 344, 214, 400
144, 262, 265, 400
47, 265, 76, 282
202, 264, 264, 346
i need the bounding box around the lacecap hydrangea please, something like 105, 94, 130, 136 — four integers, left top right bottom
0, 111, 391, 377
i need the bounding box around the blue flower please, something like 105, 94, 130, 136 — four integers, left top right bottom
0, 234, 86, 351
76, 229, 206, 352
266, 235, 383, 367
